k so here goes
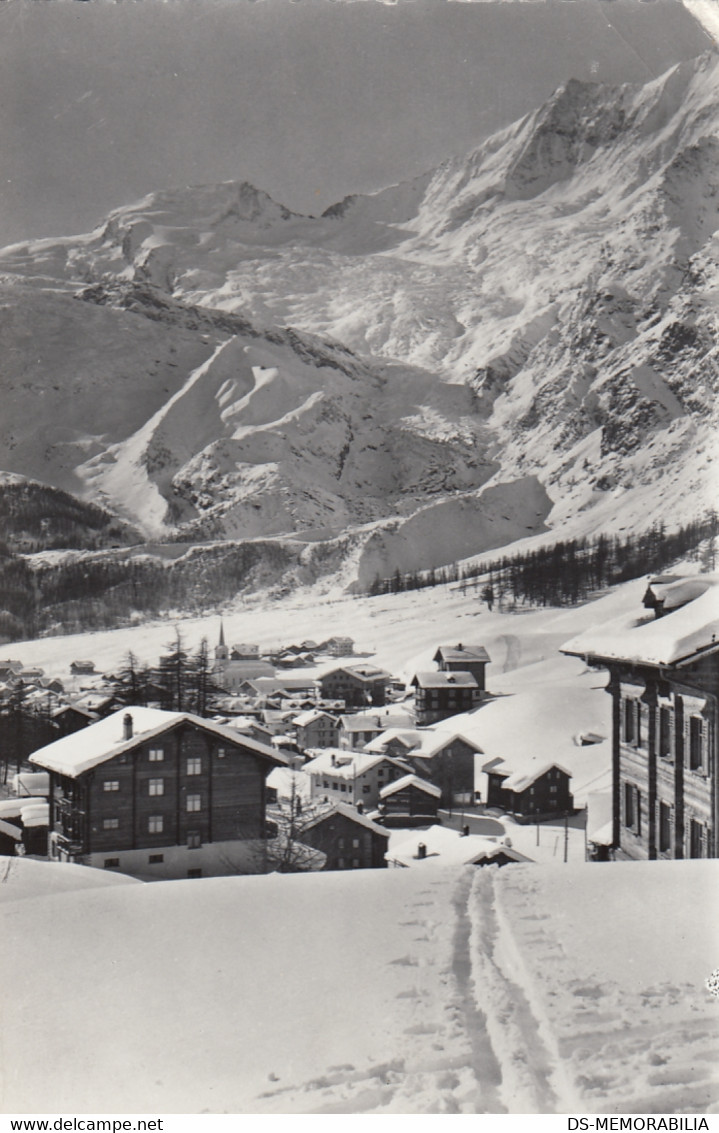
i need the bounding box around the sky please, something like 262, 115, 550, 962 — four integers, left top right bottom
0, 0, 713, 247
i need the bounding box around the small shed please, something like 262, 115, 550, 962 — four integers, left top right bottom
484, 759, 573, 821
379, 774, 441, 826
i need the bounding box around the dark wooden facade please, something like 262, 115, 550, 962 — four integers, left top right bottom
318, 668, 390, 708
433, 645, 490, 691
45, 720, 276, 867
408, 738, 477, 807
608, 655, 717, 860
411, 674, 481, 726
486, 765, 573, 820
300, 807, 388, 870
380, 779, 440, 821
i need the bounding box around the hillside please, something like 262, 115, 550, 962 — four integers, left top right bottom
0, 54, 717, 591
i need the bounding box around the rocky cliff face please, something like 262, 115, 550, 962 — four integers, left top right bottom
0, 53, 716, 585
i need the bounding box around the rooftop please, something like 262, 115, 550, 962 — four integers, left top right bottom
411, 672, 479, 689
379, 774, 442, 800
300, 801, 389, 838
433, 644, 491, 664
561, 574, 719, 667
30, 706, 286, 778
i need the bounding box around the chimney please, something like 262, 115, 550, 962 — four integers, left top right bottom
123, 713, 133, 741
417, 842, 427, 859
356, 801, 364, 815
457, 643, 463, 650
462, 824, 470, 837
331, 753, 336, 767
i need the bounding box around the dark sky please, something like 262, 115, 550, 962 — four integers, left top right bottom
0, 0, 712, 246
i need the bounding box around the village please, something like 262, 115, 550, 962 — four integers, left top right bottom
1, 571, 716, 882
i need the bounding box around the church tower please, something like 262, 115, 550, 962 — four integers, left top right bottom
215, 621, 229, 663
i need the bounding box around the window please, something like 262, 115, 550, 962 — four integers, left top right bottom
352, 838, 360, 849
217, 747, 226, 759
148, 778, 164, 797
362, 784, 371, 794
689, 717, 703, 772
187, 831, 201, 849
103, 817, 119, 830
624, 699, 635, 744
187, 868, 203, 879
323, 780, 330, 789
148, 748, 164, 762
338, 857, 345, 869
340, 783, 347, 793
103, 780, 120, 792
187, 757, 201, 776
338, 838, 345, 850
689, 819, 704, 859
352, 859, 360, 868
148, 815, 164, 834
148, 853, 164, 864
659, 802, 672, 854
549, 785, 558, 794
658, 706, 672, 759
624, 782, 641, 834
104, 858, 120, 868
186, 794, 201, 813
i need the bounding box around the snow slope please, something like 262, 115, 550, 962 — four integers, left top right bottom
2, 858, 717, 1114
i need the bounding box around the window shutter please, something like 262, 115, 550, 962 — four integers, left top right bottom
668, 709, 676, 760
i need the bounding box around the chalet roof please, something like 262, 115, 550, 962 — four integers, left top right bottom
292, 709, 336, 728
379, 774, 442, 800
411, 672, 479, 689
320, 664, 391, 683
51, 704, 98, 721
500, 761, 572, 792
300, 801, 389, 838
433, 644, 490, 664
561, 574, 719, 668
30, 706, 287, 779
387, 825, 531, 868
364, 728, 423, 753
303, 749, 409, 780
339, 711, 414, 732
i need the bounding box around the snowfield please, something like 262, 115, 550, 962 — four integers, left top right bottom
2, 857, 717, 1114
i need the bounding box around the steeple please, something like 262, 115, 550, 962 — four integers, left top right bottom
215, 620, 228, 661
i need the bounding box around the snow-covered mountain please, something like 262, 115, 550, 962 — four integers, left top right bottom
0, 53, 716, 583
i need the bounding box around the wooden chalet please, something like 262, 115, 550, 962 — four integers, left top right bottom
318, 664, 391, 708
433, 643, 490, 690
483, 758, 573, 821
30, 706, 286, 880
298, 802, 389, 870
411, 672, 482, 725
562, 575, 719, 860
378, 774, 441, 826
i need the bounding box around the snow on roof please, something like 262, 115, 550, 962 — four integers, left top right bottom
379, 774, 442, 799
339, 711, 414, 731
561, 574, 719, 667
586, 791, 614, 845
51, 704, 98, 720
303, 749, 408, 778
387, 825, 529, 868
11, 772, 49, 797
319, 663, 391, 682
300, 802, 390, 838
292, 709, 335, 727
0, 798, 46, 819
0, 819, 22, 841
266, 767, 311, 799
29, 706, 286, 778
433, 644, 490, 664
411, 671, 479, 689
499, 761, 572, 793
364, 728, 423, 753
20, 803, 49, 828
411, 729, 481, 758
